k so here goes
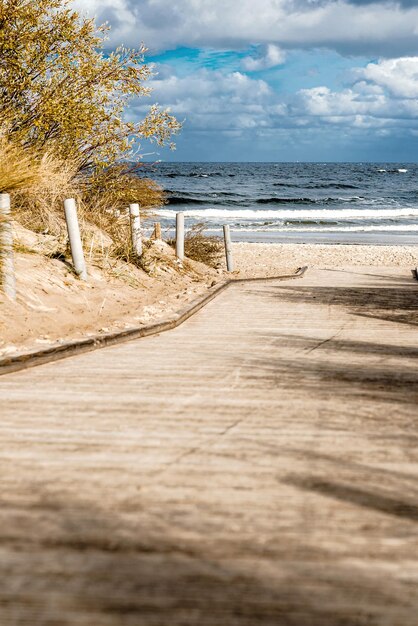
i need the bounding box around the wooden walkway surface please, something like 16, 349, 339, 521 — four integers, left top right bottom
1, 267, 418, 625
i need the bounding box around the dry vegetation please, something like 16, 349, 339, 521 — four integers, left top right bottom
0, 0, 219, 314
0, 140, 220, 291
0, 129, 162, 270
12, 153, 80, 236
0, 130, 218, 286
0, 0, 183, 288
0, 138, 40, 193
168, 223, 224, 268
80, 163, 165, 268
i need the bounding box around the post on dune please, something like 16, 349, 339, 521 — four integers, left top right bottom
176, 212, 185, 261
152, 222, 162, 240
0, 193, 16, 300
64, 198, 87, 281
129, 203, 142, 257
223, 224, 234, 272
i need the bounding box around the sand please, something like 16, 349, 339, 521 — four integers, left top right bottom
0, 227, 221, 357
2, 228, 417, 356
232, 242, 418, 277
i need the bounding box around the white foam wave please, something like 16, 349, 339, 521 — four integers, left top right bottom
156, 207, 418, 220
235, 224, 418, 233
377, 168, 408, 173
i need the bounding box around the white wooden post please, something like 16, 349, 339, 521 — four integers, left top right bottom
64, 198, 87, 280
0, 193, 16, 300
176, 212, 185, 261
129, 203, 142, 257
223, 224, 234, 272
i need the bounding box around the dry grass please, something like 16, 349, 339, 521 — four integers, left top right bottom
82, 163, 165, 213
12, 154, 80, 237
82, 164, 165, 268
0, 137, 40, 193
7, 156, 165, 270
169, 223, 223, 268
139, 238, 205, 279
1, 140, 210, 285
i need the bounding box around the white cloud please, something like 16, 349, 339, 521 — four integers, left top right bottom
358, 57, 418, 98
138, 56, 418, 138
241, 44, 286, 71
70, 0, 418, 156
297, 85, 387, 117
130, 69, 278, 131
294, 58, 418, 129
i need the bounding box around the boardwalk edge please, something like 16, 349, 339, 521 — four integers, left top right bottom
0, 266, 308, 376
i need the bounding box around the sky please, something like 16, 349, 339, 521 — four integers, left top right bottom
74, 0, 418, 162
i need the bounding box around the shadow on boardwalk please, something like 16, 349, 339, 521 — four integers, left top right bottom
265, 281, 418, 328
2, 270, 418, 625
282, 475, 418, 523
1, 487, 416, 625
237, 279, 418, 406
240, 346, 418, 406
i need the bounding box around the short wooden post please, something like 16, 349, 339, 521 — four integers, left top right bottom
64, 198, 87, 280
0, 193, 16, 300
223, 224, 234, 272
153, 222, 162, 240
176, 212, 185, 261
129, 203, 142, 257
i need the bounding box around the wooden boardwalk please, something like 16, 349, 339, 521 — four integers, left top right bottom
1, 267, 418, 625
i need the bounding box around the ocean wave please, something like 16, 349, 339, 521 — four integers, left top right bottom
284, 219, 340, 226
237, 224, 418, 232
308, 183, 361, 190
163, 171, 223, 179
167, 196, 210, 205
167, 193, 250, 205
189, 172, 222, 178
209, 191, 246, 197
156, 207, 418, 220
256, 196, 363, 205
257, 197, 318, 204
272, 183, 360, 190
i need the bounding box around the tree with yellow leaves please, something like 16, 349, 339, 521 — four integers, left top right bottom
0, 0, 180, 168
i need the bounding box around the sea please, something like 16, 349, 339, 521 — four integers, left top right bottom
144, 162, 418, 244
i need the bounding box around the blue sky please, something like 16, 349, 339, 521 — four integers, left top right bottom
75, 0, 418, 162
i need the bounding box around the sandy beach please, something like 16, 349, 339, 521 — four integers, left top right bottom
232, 242, 418, 278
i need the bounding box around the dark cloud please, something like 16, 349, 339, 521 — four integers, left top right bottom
95, 7, 123, 29
75, 0, 418, 58
293, 0, 417, 6
347, 0, 417, 6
